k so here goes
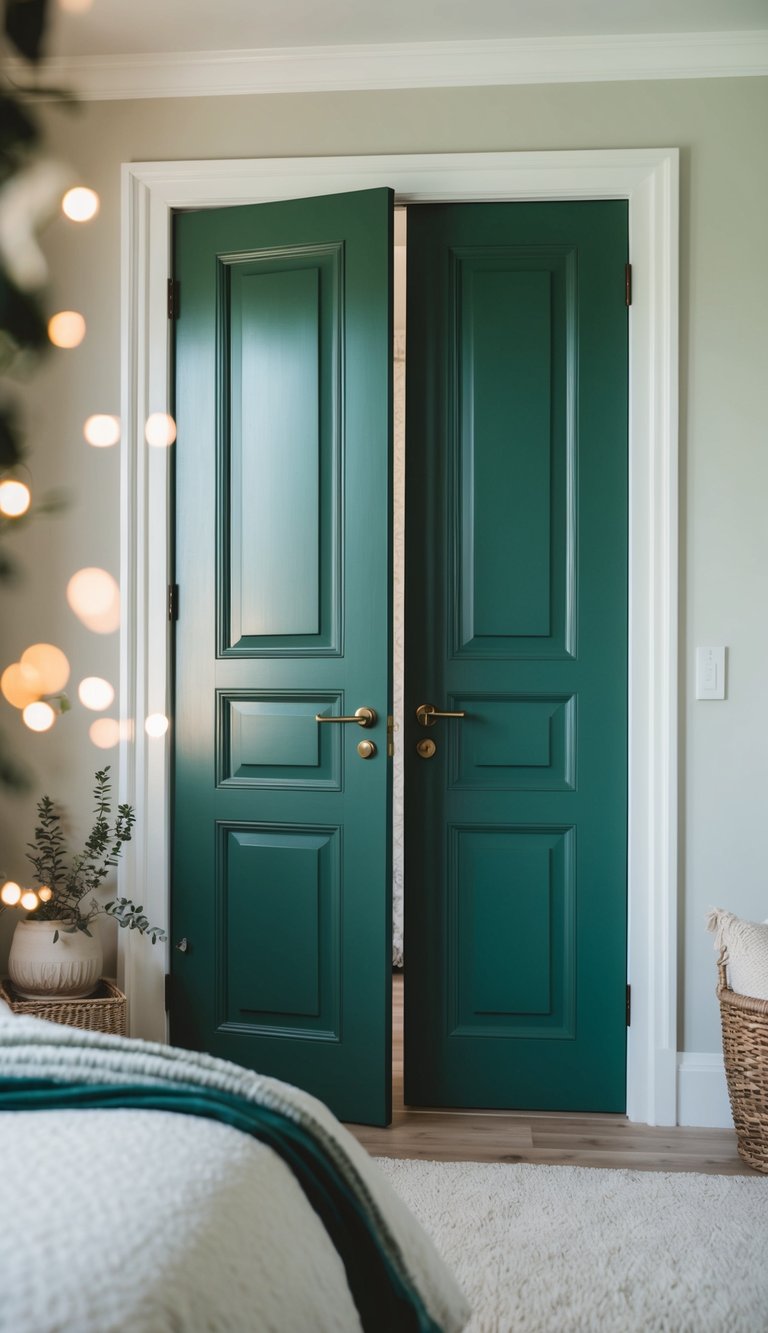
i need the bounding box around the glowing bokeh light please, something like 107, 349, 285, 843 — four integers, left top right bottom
89, 717, 120, 749
0, 881, 22, 906
20, 890, 40, 912
0, 479, 31, 517
144, 413, 177, 448
62, 186, 100, 222
23, 701, 56, 733
83, 414, 120, 448
145, 712, 169, 738
48, 310, 86, 349
38, 886, 53, 903
21, 643, 70, 694
58, 0, 93, 10
78, 676, 115, 711
66, 567, 120, 634
1, 662, 42, 709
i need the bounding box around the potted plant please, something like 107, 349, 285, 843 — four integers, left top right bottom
2, 766, 164, 999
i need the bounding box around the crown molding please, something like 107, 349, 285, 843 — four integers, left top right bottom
14, 29, 768, 100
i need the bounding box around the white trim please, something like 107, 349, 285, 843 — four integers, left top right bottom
120, 148, 679, 1124
20, 30, 768, 100
677, 1053, 733, 1129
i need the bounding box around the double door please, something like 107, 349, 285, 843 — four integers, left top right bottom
171, 189, 628, 1128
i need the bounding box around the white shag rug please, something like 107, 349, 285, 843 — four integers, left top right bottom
376, 1157, 768, 1333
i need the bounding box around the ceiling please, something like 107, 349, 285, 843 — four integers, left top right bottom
47, 0, 768, 58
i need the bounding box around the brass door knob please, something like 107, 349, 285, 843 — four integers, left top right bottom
416, 703, 466, 727
357, 740, 377, 759
315, 707, 377, 728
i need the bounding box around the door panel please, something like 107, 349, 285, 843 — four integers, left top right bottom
172, 188, 393, 1126
405, 202, 628, 1112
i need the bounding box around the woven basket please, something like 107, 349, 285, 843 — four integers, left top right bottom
0, 977, 127, 1036
716, 953, 768, 1173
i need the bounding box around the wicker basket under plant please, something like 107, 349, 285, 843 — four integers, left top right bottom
716, 952, 768, 1173
0, 978, 126, 1036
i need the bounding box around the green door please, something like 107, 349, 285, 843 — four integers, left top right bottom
404, 202, 628, 1111
172, 188, 393, 1126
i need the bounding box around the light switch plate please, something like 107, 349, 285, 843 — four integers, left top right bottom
696, 646, 726, 700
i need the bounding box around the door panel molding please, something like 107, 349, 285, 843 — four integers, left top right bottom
120, 148, 678, 1126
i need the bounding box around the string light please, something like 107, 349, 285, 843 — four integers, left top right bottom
145, 713, 169, 738
48, 310, 86, 349
0, 479, 31, 517
78, 676, 115, 711
38, 886, 53, 903
1, 662, 42, 709
19, 890, 40, 912
0, 881, 22, 906
62, 187, 99, 222
83, 415, 120, 448
89, 717, 120, 749
22, 701, 56, 732
145, 413, 177, 448
20, 643, 70, 694
66, 567, 120, 633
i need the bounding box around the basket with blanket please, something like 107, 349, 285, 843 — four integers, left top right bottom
708, 909, 768, 1174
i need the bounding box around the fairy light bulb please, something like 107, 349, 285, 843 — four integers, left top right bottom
21, 643, 70, 694
66, 567, 120, 633
0, 479, 31, 517
23, 701, 56, 732
20, 890, 40, 912
38, 886, 53, 903
144, 413, 177, 448
1, 881, 22, 906
48, 311, 86, 349
83, 415, 120, 448
144, 713, 169, 738
89, 717, 120, 749
1, 662, 42, 709
61, 187, 100, 222
78, 676, 115, 711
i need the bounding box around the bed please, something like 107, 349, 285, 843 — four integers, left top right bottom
0, 1007, 469, 1333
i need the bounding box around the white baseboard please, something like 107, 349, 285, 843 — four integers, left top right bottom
677, 1052, 733, 1128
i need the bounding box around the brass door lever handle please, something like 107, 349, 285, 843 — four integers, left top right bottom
315, 707, 377, 729
416, 703, 466, 727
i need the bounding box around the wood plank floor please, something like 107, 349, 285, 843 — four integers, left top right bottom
346, 975, 753, 1175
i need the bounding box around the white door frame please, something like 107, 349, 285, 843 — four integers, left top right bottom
119, 148, 679, 1126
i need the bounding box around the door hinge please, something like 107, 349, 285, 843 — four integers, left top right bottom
387, 714, 395, 758
625, 263, 632, 307
168, 583, 179, 621
167, 277, 180, 319
626, 983, 632, 1027
164, 973, 172, 1012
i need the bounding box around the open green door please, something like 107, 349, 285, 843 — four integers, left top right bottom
172, 188, 394, 1126
405, 201, 628, 1112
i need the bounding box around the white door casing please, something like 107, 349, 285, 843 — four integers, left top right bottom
120, 148, 679, 1126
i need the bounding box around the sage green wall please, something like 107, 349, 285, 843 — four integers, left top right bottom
1, 76, 766, 1056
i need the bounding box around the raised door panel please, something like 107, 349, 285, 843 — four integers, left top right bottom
222, 246, 342, 656
450, 247, 577, 661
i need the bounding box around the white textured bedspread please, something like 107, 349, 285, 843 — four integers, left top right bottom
0, 1012, 470, 1333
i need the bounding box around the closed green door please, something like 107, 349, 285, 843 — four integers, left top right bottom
172, 188, 393, 1126
404, 202, 628, 1111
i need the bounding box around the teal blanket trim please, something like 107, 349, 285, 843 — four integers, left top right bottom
0, 1078, 440, 1333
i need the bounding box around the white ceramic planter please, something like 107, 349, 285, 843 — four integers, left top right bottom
8, 920, 103, 1000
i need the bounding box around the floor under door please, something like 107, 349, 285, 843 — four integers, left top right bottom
345, 976, 751, 1176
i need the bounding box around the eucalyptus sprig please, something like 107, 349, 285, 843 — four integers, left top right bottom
19, 765, 165, 943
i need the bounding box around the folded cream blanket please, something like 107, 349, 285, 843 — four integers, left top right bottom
0, 1010, 470, 1333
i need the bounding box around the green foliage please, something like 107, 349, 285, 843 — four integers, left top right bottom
21, 766, 166, 943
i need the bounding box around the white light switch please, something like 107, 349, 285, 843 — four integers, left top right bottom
696, 646, 726, 700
